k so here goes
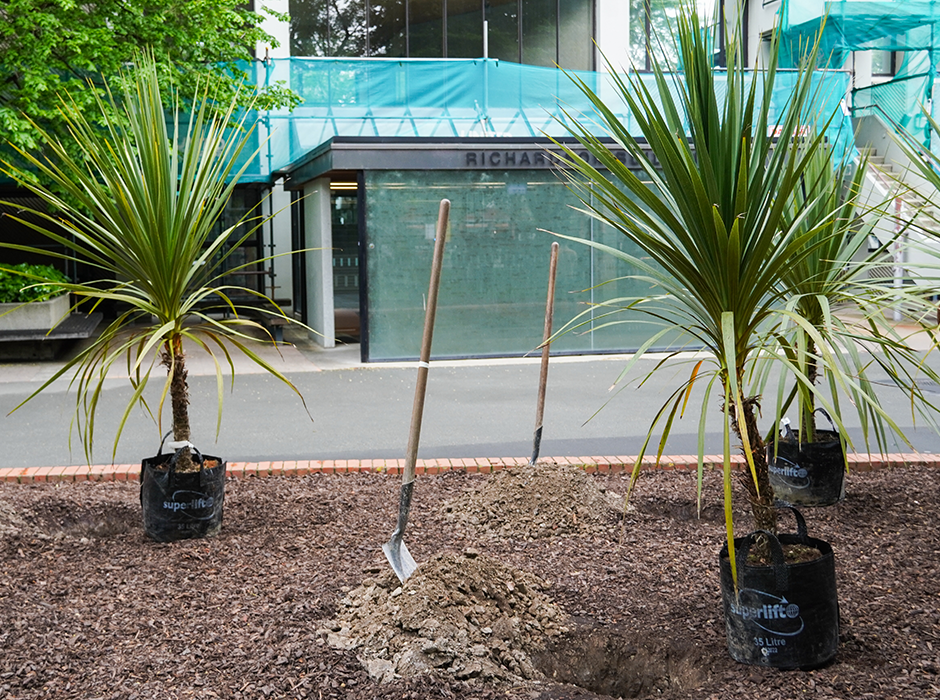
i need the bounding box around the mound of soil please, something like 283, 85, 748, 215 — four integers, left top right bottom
442, 462, 623, 538
325, 549, 568, 683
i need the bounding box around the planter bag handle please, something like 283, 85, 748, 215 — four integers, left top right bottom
779, 505, 809, 543
735, 529, 789, 593
814, 408, 837, 435
734, 506, 811, 592
154, 430, 204, 472
779, 410, 837, 441
164, 444, 204, 473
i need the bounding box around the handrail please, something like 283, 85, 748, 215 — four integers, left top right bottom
851, 84, 930, 148
849, 101, 908, 134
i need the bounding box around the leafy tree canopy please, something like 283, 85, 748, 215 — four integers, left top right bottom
0, 0, 299, 155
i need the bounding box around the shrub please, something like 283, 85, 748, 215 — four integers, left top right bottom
0, 263, 69, 304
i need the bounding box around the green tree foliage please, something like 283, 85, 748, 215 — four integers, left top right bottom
0, 0, 299, 155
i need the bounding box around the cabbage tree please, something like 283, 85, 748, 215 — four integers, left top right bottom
767, 144, 929, 451
0, 52, 306, 466
549, 5, 907, 575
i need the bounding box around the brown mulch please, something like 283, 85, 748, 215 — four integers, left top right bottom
0, 464, 939, 699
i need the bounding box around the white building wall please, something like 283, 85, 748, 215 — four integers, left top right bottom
596, 0, 631, 71
744, 0, 777, 68
255, 0, 293, 312
258, 0, 291, 58
303, 179, 336, 348
267, 184, 294, 307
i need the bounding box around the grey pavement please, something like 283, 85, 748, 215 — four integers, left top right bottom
2, 325, 940, 469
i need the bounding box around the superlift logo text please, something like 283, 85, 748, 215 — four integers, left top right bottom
730, 589, 805, 655
163, 490, 215, 519
768, 456, 809, 488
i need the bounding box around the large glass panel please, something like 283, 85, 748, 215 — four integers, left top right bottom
329, 0, 368, 56
289, 0, 367, 56
212, 189, 265, 298
364, 169, 663, 360
290, 0, 329, 56
521, 0, 556, 67
410, 0, 445, 57
628, 0, 682, 71
870, 36, 896, 76
486, 0, 519, 62
370, 0, 407, 57
558, 0, 592, 70
448, 0, 484, 58
871, 50, 895, 76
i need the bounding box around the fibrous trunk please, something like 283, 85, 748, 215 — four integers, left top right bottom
800, 348, 818, 444
730, 395, 777, 536
161, 336, 195, 471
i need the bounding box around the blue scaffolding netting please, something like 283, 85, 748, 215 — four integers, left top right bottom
780, 0, 940, 144
236, 57, 856, 182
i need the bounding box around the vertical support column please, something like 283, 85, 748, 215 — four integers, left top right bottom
303, 178, 336, 348
258, 0, 291, 58
854, 51, 873, 93
269, 182, 293, 308
595, 0, 630, 72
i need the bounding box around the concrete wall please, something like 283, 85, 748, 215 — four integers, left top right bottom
257, 0, 290, 58
596, 0, 631, 71
302, 179, 335, 348
267, 183, 294, 308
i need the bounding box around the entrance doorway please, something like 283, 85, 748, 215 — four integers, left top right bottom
331, 189, 360, 340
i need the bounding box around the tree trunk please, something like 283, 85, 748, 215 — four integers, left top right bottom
800, 340, 818, 444
730, 395, 777, 536
161, 336, 195, 471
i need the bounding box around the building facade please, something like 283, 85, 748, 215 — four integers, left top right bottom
249, 0, 924, 361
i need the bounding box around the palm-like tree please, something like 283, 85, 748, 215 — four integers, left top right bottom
0, 52, 305, 465
550, 5, 912, 576
768, 144, 921, 453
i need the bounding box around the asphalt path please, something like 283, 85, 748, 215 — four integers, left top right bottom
2, 335, 940, 469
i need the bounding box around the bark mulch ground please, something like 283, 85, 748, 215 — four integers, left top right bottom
0, 463, 938, 699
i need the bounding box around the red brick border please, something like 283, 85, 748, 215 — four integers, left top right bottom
1, 453, 938, 484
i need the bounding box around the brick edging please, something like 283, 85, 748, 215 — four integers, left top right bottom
1, 453, 938, 484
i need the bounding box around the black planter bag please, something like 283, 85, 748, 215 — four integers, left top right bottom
140, 442, 226, 542
719, 508, 839, 670
768, 411, 846, 507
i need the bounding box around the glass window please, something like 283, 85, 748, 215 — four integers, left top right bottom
871, 51, 894, 76
521, 0, 557, 68
290, 0, 329, 56
289, 0, 367, 57
364, 169, 662, 360
213, 189, 265, 297
329, 0, 368, 56
370, 0, 407, 57
448, 0, 484, 58
289, 0, 596, 67
870, 37, 896, 76
558, 0, 593, 70
409, 0, 445, 57
486, 0, 520, 62
629, 0, 683, 71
